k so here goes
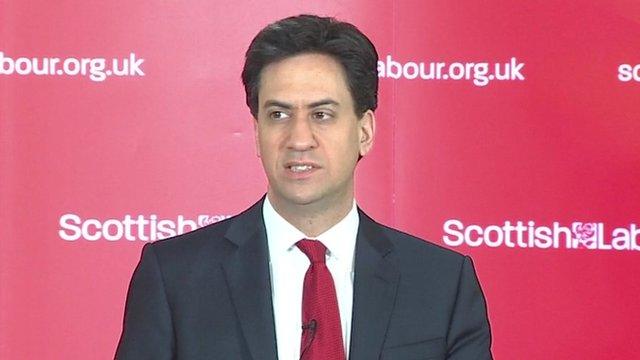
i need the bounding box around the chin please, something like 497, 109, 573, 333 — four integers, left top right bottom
272, 188, 323, 207
286, 193, 321, 206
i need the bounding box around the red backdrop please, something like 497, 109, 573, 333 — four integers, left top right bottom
1, 1, 638, 358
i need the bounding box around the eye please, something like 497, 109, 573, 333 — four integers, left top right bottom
312, 111, 332, 121
269, 111, 289, 120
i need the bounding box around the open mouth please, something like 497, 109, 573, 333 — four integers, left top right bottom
289, 164, 314, 173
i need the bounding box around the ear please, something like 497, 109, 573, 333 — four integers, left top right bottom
253, 117, 261, 158
358, 110, 376, 156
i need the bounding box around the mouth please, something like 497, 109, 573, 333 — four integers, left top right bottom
284, 161, 320, 176
288, 164, 314, 173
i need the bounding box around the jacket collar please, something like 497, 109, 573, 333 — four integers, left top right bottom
221, 198, 399, 360
349, 208, 400, 360
222, 196, 278, 360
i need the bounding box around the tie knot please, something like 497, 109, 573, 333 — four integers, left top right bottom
296, 239, 327, 264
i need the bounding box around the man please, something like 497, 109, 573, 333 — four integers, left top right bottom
115, 14, 492, 360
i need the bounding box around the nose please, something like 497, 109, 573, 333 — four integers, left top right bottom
286, 115, 317, 151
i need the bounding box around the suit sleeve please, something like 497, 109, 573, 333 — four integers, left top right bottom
446, 256, 493, 360
115, 243, 175, 360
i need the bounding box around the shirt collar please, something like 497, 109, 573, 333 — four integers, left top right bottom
262, 196, 359, 264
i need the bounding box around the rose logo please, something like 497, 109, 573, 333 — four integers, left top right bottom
572, 222, 598, 249
198, 215, 217, 227
197, 215, 230, 227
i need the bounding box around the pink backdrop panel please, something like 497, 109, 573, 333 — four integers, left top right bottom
1, 0, 638, 359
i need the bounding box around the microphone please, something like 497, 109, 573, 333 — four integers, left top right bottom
302, 319, 317, 331
300, 319, 317, 359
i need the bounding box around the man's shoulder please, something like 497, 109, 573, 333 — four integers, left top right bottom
385, 224, 464, 258
151, 215, 233, 249
361, 212, 468, 270
146, 199, 263, 260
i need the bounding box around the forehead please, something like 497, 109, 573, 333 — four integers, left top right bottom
258, 53, 352, 108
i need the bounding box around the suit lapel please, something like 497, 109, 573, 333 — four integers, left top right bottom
221, 198, 278, 360
349, 210, 400, 360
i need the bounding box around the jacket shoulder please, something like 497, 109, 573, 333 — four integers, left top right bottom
360, 212, 469, 272
384, 225, 465, 260
146, 198, 264, 262
150, 215, 234, 252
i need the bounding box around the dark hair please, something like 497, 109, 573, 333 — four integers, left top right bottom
241, 14, 378, 119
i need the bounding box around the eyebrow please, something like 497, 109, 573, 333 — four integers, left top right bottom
263, 98, 340, 109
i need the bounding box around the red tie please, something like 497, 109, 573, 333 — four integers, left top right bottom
296, 239, 346, 360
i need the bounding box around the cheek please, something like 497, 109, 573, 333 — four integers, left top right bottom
328, 129, 361, 163
257, 132, 281, 164
347, 127, 364, 152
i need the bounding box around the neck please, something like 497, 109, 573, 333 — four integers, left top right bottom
267, 191, 354, 238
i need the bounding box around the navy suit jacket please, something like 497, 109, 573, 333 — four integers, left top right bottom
115, 198, 493, 359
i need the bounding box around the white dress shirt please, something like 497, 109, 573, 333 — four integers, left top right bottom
263, 196, 359, 360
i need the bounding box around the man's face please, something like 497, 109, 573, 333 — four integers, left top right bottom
254, 53, 375, 213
